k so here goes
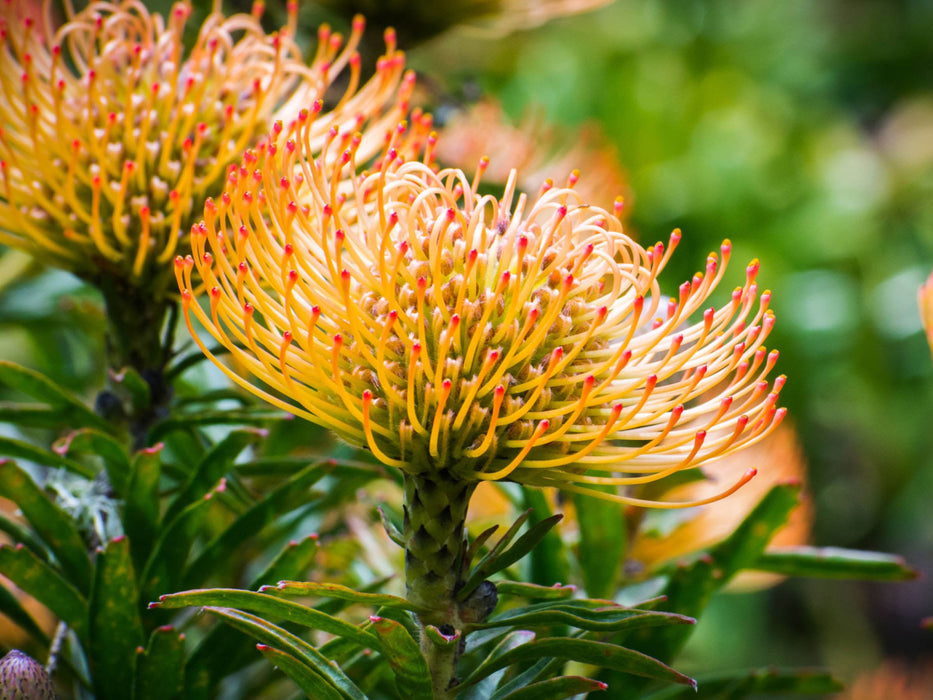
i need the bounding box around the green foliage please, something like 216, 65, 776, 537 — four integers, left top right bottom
572, 491, 627, 598
163, 576, 699, 699
1, 0, 927, 696
640, 668, 843, 699
0, 362, 368, 698
88, 538, 144, 700
750, 546, 918, 581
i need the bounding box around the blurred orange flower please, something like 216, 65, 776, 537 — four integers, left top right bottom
837, 660, 933, 700
436, 99, 630, 217
629, 423, 812, 587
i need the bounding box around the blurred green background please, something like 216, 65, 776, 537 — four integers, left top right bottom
2, 0, 931, 693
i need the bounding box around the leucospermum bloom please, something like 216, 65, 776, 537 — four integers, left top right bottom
0, 0, 410, 293
176, 124, 785, 510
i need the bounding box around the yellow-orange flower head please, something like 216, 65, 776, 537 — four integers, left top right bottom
177, 123, 785, 507
0, 0, 409, 294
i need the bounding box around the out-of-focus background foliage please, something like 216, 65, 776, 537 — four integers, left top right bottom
2, 0, 931, 694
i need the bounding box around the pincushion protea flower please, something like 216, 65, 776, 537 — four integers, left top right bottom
0, 0, 410, 375
176, 111, 785, 626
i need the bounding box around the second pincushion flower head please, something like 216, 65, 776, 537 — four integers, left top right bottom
177, 121, 785, 506
0, 0, 410, 374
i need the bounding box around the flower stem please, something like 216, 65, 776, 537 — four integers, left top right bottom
419, 630, 459, 700
403, 471, 475, 695
97, 276, 174, 447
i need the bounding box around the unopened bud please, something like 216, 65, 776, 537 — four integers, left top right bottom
0, 650, 57, 700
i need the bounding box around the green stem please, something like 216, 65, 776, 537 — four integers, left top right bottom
403, 471, 476, 696
97, 276, 174, 447
99, 277, 171, 376
419, 632, 459, 700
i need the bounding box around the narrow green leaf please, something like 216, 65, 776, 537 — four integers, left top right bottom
125, 445, 163, 575
459, 630, 534, 700
165, 428, 264, 524
165, 345, 230, 382
487, 658, 559, 700
110, 367, 151, 416
464, 525, 500, 570
483, 630, 535, 665
133, 625, 185, 700
707, 483, 802, 578
202, 606, 367, 700
233, 455, 331, 476
89, 537, 145, 700
751, 546, 918, 581
500, 676, 607, 700
140, 485, 219, 602
0, 436, 95, 478
183, 461, 334, 589
0, 460, 93, 592
250, 534, 321, 589
487, 509, 532, 555
377, 506, 405, 547
0, 544, 88, 640
0, 581, 50, 645
154, 589, 378, 650
0, 403, 67, 428
264, 581, 427, 613
475, 607, 694, 633
371, 604, 421, 640
495, 581, 577, 601
640, 667, 843, 699
520, 488, 571, 587
174, 389, 252, 409
458, 510, 540, 600
488, 515, 564, 578
369, 616, 432, 700
462, 638, 695, 690
0, 512, 49, 562
53, 429, 132, 497
150, 408, 287, 441
184, 535, 321, 688
255, 644, 344, 700
159, 429, 206, 473
311, 576, 397, 618
573, 491, 626, 599
0, 360, 112, 432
